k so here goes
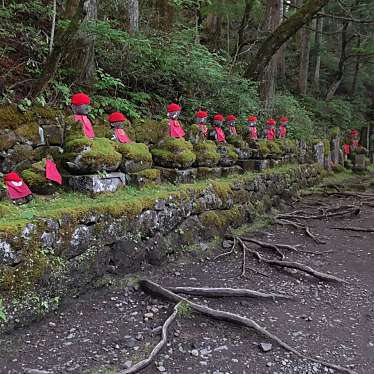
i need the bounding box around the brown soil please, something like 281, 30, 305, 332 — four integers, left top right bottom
1, 175, 374, 374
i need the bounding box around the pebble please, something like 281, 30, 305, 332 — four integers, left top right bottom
259, 343, 273, 352
157, 365, 166, 372
191, 349, 199, 357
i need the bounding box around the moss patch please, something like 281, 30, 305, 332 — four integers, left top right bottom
194, 141, 220, 167
116, 143, 152, 163
131, 119, 169, 144
152, 138, 196, 169
132, 168, 161, 180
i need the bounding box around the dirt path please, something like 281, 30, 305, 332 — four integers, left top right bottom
1, 176, 374, 374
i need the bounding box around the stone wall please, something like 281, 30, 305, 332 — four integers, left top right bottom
0, 164, 323, 334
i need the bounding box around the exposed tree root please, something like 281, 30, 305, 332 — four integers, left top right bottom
330, 226, 374, 233
235, 236, 330, 256
277, 205, 360, 220
274, 218, 327, 244
214, 237, 237, 261
119, 302, 181, 374
139, 280, 356, 374
236, 238, 346, 284
167, 286, 293, 300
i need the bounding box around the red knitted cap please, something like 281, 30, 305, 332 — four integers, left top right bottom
226, 115, 236, 122
108, 112, 127, 123
266, 118, 276, 126
247, 115, 257, 122
4, 172, 22, 183
71, 92, 91, 106
196, 111, 208, 119
213, 114, 224, 122
167, 103, 182, 112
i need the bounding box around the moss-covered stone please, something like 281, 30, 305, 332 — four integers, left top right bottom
14, 122, 40, 144
217, 144, 239, 166
116, 142, 153, 173
0, 129, 17, 151
193, 141, 220, 167
0, 105, 33, 130
131, 119, 169, 145
152, 138, 196, 169
63, 137, 122, 174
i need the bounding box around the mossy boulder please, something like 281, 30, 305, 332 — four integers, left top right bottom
1, 144, 34, 173
217, 144, 239, 167
188, 124, 206, 144
0, 129, 17, 151
21, 160, 59, 195
151, 138, 196, 169
193, 141, 220, 167
116, 142, 153, 173
276, 139, 297, 155
14, 122, 40, 145
128, 168, 161, 188
0, 105, 33, 131
63, 137, 122, 174
227, 135, 255, 160
131, 119, 168, 145
257, 140, 283, 159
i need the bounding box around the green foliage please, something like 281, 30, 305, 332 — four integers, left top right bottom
0, 298, 7, 322
177, 301, 192, 317
273, 94, 313, 140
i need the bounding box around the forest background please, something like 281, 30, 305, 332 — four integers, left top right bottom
0, 0, 373, 140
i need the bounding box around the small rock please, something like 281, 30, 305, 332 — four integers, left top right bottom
259, 343, 272, 352
191, 349, 199, 357
123, 361, 132, 369
144, 312, 154, 319
24, 370, 52, 374
157, 365, 166, 372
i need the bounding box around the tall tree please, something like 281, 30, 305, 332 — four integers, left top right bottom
30, 0, 86, 98
312, 14, 324, 95
298, 20, 311, 95
64, 0, 97, 85
260, 0, 282, 111
245, 0, 330, 80
127, 0, 139, 34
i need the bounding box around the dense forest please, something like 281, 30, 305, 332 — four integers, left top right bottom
0, 0, 373, 139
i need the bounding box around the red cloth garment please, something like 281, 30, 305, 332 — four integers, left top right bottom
168, 119, 185, 138
249, 127, 257, 140
4, 173, 32, 200
74, 114, 95, 139
71, 93, 90, 106
214, 127, 226, 143
198, 124, 208, 138
115, 128, 131, 143
342, 144, 351, 155
108, 112, 126, 123
279, 125, 287, 139
228, 126, 237, 136
266, 128, 276, 141
46, 159, 62, 185
351, 140, 359, 149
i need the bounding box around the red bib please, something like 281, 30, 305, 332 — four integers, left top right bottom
342, 144, 350, 155
214, 127, 226, 143
74, 115, 95, 139
115, 128, 131, 143
6, 180, 32, 200
279, 125, 287, 139
351, 140, 359, 149
266, 128, 276, 141
46, 159, 62, 185
168, 119, 185, 138
249, 127, 257, 141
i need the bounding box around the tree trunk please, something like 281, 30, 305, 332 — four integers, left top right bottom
29, 0, 85, 99
127, 0, 139, 34
237, 0, 256, 54
313, 15, 323, 95
206, 13, 221, 50
155, 0, 174, 31
245, 0, 330, 80
326, 21, 349, 100
298, 22, 311, 95
350, 36, 361, 96
64, 0, 97, 85
260, 0, 282, 112
277, 1, 286, 82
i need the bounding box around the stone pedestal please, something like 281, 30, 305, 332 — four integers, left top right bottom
156, 167, 197, 184
237, 160, 257, 171
353, 154, 367, 172
331, 137, 340, 165
197, 167, 222, 180
65, 172, 126, 194
314, 142, 324, 166
221, 165, 243, 177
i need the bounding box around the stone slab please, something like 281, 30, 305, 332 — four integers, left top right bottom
237, 160, 257, 171
221, 165, 243, 177
64, 172, 126, 194
156, 167, 197, 184
196, 167, 222, 180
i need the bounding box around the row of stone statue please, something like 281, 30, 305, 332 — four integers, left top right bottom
1, 92, 361, 205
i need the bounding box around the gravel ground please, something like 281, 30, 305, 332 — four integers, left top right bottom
1, 180, 373, 374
